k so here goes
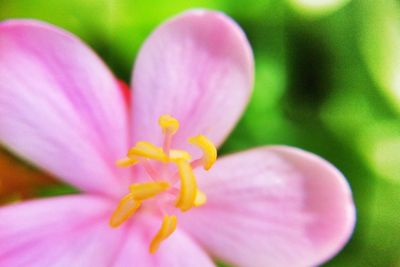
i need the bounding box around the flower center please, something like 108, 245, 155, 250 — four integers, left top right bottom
109, 114, 217, 253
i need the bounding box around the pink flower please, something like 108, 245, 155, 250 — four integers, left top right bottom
0, 9, 355, 267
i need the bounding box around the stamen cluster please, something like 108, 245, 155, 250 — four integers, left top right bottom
109, 114, 217, 253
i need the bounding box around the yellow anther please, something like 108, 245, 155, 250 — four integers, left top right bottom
116, 156, 139, 167
109, 193, 141, 228
175, 160, 197, 212
194, 189, 207, 207
128, 141, 168, 162
111, 116, 215, 251
129, 181, 170, 200
188, 135, 217, 170
149, 215, 177, 254
159, 114, 179, 135
169, 149, 192, 162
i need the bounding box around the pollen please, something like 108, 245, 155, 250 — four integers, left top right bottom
175, 159, 197, 212
194, 189, 207, 207
110, 114, 217, 253
149, 215, 178, 254
109, 193, 141, 228
158, 114, 179, 135
188, 135, 217, 170
168, 149, 192, 162
115, 156, 139, 167
129, 181, 170, 200
128, 141, 168, 162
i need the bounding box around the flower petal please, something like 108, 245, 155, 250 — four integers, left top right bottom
0, 20, 130, 195
180, 146, 355, 267
0, 195, 126, 267
131, 10, 253, 151
112, 216, 215, 267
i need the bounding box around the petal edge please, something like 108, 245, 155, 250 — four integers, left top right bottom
180, 145, 355, 267
131, 9, 254, 152
0, 20, 130, 195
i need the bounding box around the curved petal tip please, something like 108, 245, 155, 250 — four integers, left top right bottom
131, 9, 254, 151
269, 145, 356, 265
181, 145, 355, 267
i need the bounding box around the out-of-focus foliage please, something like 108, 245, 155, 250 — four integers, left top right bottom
288, 0, 351, 17
0, 148, 57, 203
1, 0, 399, 266
358, 0, 400, 114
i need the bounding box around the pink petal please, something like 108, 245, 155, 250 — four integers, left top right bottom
131, 10, 253, 152
112, 216, 215, 267
0, 195, 127, 267
0, 20, 130, 196
180, 146, 355, 267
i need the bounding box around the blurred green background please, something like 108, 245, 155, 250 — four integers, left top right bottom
1, 0, 399, 266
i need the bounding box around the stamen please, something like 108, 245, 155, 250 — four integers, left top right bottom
188, 135, 217, 170
158, 114, 179, 135
159, 114, 179, 155
129, 181, 170, 200
175, 159, 197, 212
166, 149, 191, 184
116, 156, 139, 167
149, 214, 177, 254
128, 141, 168, 162
111, 115, 216, 254
169, 149, 191, 162
194, 189, 207, 207
109, 193, 141, 228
